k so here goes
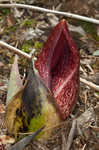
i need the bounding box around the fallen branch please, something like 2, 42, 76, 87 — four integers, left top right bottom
62, 132, 67, 150
0, 40, 31, 60
0, 41, 99, 92
80, 77, 99, 92
0, 3, 99, 24
66, 120, 77, 150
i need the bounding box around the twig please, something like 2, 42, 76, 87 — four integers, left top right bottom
80, 77, 99, 92
66, 120, 77, 150
0, 3, 99, 24
80, 55, 99, 59
62, 132, 67, 150
80, 66, 87, 77
0, 85, 7, 91
81, 144, 86, 150
0, 40, 31, 60
84, 90, 88, 111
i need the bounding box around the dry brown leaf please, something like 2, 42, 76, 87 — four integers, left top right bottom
0, 104, 5, 114
7, 14, 16, 27
0, 135, 15, 145
0, 62, 4, 67
89, 125, 99, 132
5, 89, 23, 135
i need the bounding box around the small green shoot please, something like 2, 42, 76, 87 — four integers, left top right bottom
0, 8, 11, 15
21, 41, 32, 53
34, 41, 43, 50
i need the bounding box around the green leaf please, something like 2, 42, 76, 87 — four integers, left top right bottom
34, 41, 43, 49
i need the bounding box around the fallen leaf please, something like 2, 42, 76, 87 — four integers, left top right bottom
0, 135, 15, 145
13, 8, 24, 18
7, 14, 16, 27
0, 104, 5, 113
47, 13, 59, 27
68, 23, 86, 37
89, 125, 99, 132
0, 62, 4, 67
77, 107, 96, 128
23, 28, 44, 41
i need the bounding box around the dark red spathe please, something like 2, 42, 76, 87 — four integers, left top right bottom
35, 20, 80, 119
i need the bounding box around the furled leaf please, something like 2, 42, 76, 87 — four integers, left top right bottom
22, 70, 61, 139
6, 55, 22, 105
5, 68, 60, 139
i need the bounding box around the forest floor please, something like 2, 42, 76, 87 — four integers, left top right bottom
0, 0, 99, 150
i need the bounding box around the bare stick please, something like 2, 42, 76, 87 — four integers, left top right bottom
0, 40, 31, 60
0, 3, 99, 24
62, 132, 67, 150
80, 77, 99, 92
66, 120, 77, 150
81, 144, 86, 150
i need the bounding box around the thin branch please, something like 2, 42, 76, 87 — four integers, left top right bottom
81, 144, 86, 150
66, 120, 77, 150
80, 77, 99, 92
62, 132, 67, 150
0, 3, 99, 24
0, 40, 31, 60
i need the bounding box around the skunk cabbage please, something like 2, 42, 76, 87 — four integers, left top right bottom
35, 20, 80, 119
